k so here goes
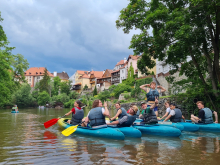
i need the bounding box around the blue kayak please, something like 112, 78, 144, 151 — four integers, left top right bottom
108, 126, 142, 138
133, 124, 181, 137
11, 111, 19, 113
186, 120, 220, 132
179, 122, 199, 132
58, 118, 125, 140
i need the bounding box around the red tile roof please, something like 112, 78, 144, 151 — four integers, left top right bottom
127, 55, 139, 61
111, 69, 120, 73
115, 60, 125, 66
25, 67, 54, 77
90, 71, 104, 78
77, 70, 89, 75
80, 74, 90, 78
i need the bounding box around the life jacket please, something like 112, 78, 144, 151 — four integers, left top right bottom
118, 107, 127, 119
12, 107, 16, 111
70, 107, 84, 125
201, 108, 213, 124
117, 114, 136, 127
146, 88, 159, 101
170, 108, 182, 123
142, 108, 158, 124
88, 107, 106, 127
136, 109, 140, 117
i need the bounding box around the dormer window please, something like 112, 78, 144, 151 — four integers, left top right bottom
36, 72, 38, 74
29, 72, 31, 74
40, 72, 42, 74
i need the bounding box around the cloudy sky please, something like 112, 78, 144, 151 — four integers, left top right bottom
0, 0, 141, 76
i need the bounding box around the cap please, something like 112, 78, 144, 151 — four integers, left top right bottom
140, 101, 146, 105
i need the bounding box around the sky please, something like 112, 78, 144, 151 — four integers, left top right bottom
0, 0, 141, 77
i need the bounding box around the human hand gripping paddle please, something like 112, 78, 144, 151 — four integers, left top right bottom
62, 121, 85, 136
44, 104, 87, 129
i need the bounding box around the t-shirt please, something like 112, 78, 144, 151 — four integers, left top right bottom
87, 107, 105, 117
141, 107, 151, 115
127, 109, 130, 113
169, 110, 175, 116
198, 109, 214, 119
166, 108, 171, 113
71, 107, 82, 114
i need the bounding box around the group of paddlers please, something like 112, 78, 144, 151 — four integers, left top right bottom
64, 81, 218, 128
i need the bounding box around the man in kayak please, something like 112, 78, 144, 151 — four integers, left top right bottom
163, 103, 185, 122
107, 105, 138, 127
82, 100, 110, 128
140, 82, 166, 117
127, 103, 140, 117
191, 101, 218, 123
65, 100, 84, 125
139, 97, 158, 124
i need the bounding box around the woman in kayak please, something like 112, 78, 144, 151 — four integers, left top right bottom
110, 103, 127, 121
107, 105, 138, 127
163, 103, 185, 122
65, 100, 84, 125
140, 82, 166, 117
82, 100, 110, 128
158, 101, 171, 121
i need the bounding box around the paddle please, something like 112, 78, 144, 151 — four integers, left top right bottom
62, 121, 85, 136
44, 115, 66, 129
44, 105, 87, 129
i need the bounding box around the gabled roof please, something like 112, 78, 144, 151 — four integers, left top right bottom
80, 74, 90, 78
25, 67, 54, 77
127, 55, 139, 61
111, 69, 120, 73
115, 60, 125, 66
77, 70, 89, 75
57, 71, 69, 80
90, 71, 104, 78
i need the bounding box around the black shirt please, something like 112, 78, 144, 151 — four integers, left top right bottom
198, 109, 214, 119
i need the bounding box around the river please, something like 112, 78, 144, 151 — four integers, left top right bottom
0, 108, 220, 165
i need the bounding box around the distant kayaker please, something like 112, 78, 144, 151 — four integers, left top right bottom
82, 100, 110, 128
12, 105, 18, 112
107, 105, 138, 127
65, 100, 84, 125
127, 103, 140, 117
163, 103, 185, 122
110, 103, 127, 122
191, 101, 218, 124
158, 101, 171, 121
139, 82, 166, 117
139, 97, 158, 124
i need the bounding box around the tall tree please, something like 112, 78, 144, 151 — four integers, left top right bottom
93, 86, 98, 96
39, 68, 50, 93
116, 0, 220, 111
52, 76, 61, 96
125, 62, 135, 86
60, 81, 71, 95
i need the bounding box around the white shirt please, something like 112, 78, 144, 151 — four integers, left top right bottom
166, 107, 171, 113
87, 107, 105, 117
169, 110, 175, 116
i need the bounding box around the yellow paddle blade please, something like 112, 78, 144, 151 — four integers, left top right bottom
62, 125, 78, 136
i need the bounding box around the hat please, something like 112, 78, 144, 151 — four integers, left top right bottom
140, 101, 146, 105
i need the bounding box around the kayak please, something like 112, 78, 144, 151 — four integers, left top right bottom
158, 121, 184, 131
186, 120, 220, 132
179, 122, 199, 132
108, 125, 142, 138
133, 124, 181, 137
58, 118, 125, 140
11, 111, 19, 113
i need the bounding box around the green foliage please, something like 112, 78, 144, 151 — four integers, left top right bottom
113, 83, 132, 98
51, 93, 70, 104
64, 99, 76, 108
37, 91, 50, 106
98, 90, 111, 102
124, 93, 131, 100
83, 84, 88, 90
116, 0, 220, 111
125, 63, 135, 86
93, 86, 98, 96
113, 99, 118, 103
11, 83, 35, 108
51, 76, 61, 96
60, 81, 71, 95
132, 77, 153, 97
69, 91, 79, 99
39, 68, 50, 93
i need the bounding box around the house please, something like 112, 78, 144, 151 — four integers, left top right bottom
127, 55, 139, 75
111, 70, 120, 85
89, 71, 104, 90
112, 58, 127, 84
56, 71, 69, 82
24, 67, 54, 87
119, 61, 128, 83
97, 69, 113, 91
71, 70, 90, 93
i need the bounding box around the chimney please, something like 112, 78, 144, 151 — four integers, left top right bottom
103, 70, 105, 74
54, 71, 57, 77
63, 71, 65, 73
124, 57, 126, 63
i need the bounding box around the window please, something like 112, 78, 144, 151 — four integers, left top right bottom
122, 70, 124, 73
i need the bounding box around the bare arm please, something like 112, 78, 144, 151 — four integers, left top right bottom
157, 85, 166, 93
164, 114, 172, 122
150, 97, 159, 110
140, 84, 150, 93
103, 101, 110, 117
110, 109, 122, 120
182, 115, 185, 122
65, 110, 72, 116
107, 120, 120, 125
213, 111, 218, 123
160, 112, 169, 120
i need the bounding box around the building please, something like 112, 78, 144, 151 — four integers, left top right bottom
97, 69, 113, 91
56, 71, 69, 82
89, 71, 104, 90
127, 55, 139, 75
71, 70, 90, 93
24, 67, 54, 87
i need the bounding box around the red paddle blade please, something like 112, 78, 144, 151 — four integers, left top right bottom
44, 118, 59, 129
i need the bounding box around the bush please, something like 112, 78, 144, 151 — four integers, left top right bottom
64, 99, 76, 108
124, 93, 131, 100
98, 90, 111, 102
51, 93, 70, 104
113, 83, 132, 98
69, 91, 79, 99
37, 91, 50, 106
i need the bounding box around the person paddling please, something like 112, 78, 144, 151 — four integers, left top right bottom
107, 105, 138, 127
12, 105, 18, 112
140, 82, 166, 117
163, 103, 185, 122
65, 100, 84, 125
191, 101, 218, 124
82, 100, 110, 128
158, 101, 171, 121
139, 97, 158, 124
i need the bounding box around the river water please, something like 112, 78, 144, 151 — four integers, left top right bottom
0, 108, 220, 165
